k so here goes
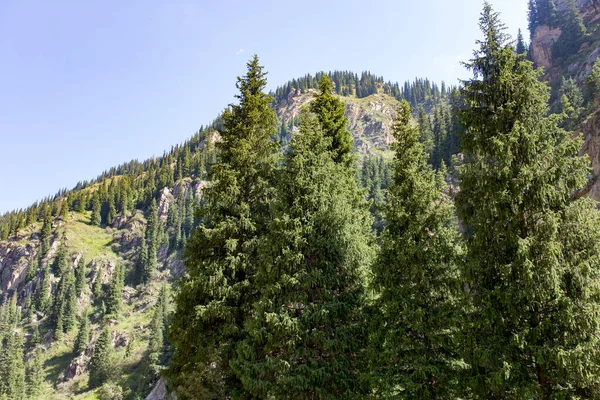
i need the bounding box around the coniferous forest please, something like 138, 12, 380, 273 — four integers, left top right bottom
4, 1, 600, 399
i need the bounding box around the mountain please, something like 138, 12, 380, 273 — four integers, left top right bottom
0, 72, 456, 399
2, 2, 600, 397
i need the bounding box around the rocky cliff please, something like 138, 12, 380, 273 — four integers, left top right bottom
274, 88, 400, 157
530, 0, 600, 201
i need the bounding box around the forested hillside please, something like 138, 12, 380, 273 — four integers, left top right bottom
2, 1, 600, 399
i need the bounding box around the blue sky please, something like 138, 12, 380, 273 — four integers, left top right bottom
0, 0, 528, 213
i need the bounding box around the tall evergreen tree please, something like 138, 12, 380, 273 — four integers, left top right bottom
457, 4, 600, 398
167, 55, 279, 399
40, 211, 53, 257
75, 255, 87, 297
26, 350, 45, 399
516, 28, 528, 54
310, 75, 354, 166
74, 311, 90, 355
89, 326, 113, 389
231, 82, 375, 399
144, 200, 159, 283
136, 227, 149, 285
90, 194, 101, 226
369, 101, 462, 399
105, 265, 124, 318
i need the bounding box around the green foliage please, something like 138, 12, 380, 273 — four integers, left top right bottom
74, 311, 90, 355
25, 350, 45, 399
557, 77, 584, 131
53, 239, 69, 277
167, 55, 279, 398
52, 266, 77, 338
91, 194, 101, 226
359, 155, 391, 233
75, 255, 87, 297
105, 265, 124, 318
93, 265, 103, 299
98, 382, 124, 400
369, 101, 462, 399
232, 78, 375, 398
40, 211, 53, 257
89, 326, 113, 389
553, 0, 586, 59
139, 285, 170, 397
135, 227, 148, 285
310, 75, 355, 165
143, 200, 159, 283
516, 28, 528, 54
586, 59, 600, 102
0, 297, 26, 399
457, 4, 600, 397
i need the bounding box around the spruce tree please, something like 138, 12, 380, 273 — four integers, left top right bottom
40, 211, 52, 257
53, 240, 69, 277
135, 228, 148, 285
25, 350, 45, 399
89, 326, 112, 389
93, 266, 103, 299
167, 55, 279, 398
231, 80, 375, 398
2, 331, 26, 399
310, 75, 354, 166
90, 194, 101, 226
554, 0, 586, 58
516, 28, 527, 54
144, 200, 159, 283
369, 101, 462, 399
74, 311, 90, 355
418, 105, 434, 161
75, 255, 87, 297
105, 265, 124, 318
457, 4, 600, 398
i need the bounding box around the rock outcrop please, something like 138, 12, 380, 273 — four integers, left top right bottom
275, 89, 399, 156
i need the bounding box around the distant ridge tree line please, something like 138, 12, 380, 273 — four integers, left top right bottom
0, 125, 217, 240
274, 70, 455, 113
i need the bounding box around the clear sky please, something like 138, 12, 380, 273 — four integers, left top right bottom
0, 0, 528, 213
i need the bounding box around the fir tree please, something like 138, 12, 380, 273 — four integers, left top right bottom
457, 4, 600, 397
167, 55, 279, 398
418, 106, 434, 161
537, 0, 557, 26
369, 101, 462, 398
74, 311, 90, 355
89, 326, 113, 389
105, 265, 124, 318
1, 330, 26, 398
516, 28, 528, 54
40, 211, 53, 257
144, 200, 159, 283
90, 194, 101, 226
310, 75, 354, 166
53, 240, 69, 277
135, 227, 148, 285
93, 266, 103, 299
25, 350, 45, 399
232, 88, 375, 398
75, 255, 87, 297
554, 0, 586, 58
